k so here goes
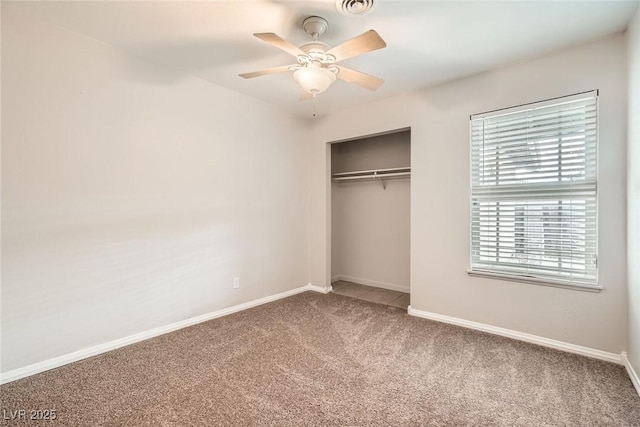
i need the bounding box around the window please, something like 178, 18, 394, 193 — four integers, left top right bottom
469, 91, 599, 290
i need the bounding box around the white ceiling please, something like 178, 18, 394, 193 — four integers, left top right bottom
16, 0, 640, 117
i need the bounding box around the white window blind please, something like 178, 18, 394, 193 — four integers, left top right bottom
470, 91, 598, 289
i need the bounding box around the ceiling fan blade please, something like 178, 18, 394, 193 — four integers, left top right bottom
325, 30, 386, 63
239, 65, 295, 79
254, 33, 306, 57
336, 66, 384, 91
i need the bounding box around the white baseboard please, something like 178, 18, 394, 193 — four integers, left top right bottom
407, 306, 622, 365
331, 275, 409, 293
622, 352, 640, 397
1, 284, 318, 385
307, 283, 333, 294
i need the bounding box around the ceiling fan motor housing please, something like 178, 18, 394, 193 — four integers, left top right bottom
297, 40, 336, 66
299, 41, 329, 55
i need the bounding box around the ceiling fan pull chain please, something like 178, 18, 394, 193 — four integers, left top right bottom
312, 95, 317, 118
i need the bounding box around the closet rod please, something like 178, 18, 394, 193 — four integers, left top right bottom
332, 172, 411, 181
332, 166, 410, 177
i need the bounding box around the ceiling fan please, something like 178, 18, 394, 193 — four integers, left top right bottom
239, 16, 387, 99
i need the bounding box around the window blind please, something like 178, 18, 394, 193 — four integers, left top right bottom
470, 91, 598, 289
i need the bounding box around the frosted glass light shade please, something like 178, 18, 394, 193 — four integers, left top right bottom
293, 65, 336, 95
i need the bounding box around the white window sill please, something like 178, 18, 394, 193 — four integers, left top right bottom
467, 269, 602, 293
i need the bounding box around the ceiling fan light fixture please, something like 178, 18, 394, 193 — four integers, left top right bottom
293, 65, 336, 95
336, 0, 376, 16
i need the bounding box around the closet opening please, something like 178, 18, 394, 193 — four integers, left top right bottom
330, 128, 411, 310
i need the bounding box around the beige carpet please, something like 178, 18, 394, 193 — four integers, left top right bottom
1, 292, 639, 426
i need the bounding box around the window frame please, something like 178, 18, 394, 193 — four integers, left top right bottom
468, 90, 600, 292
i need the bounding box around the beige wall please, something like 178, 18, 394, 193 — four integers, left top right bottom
311, 34, 628, 353
1, 5, 309, 372
627, 5, 640, 376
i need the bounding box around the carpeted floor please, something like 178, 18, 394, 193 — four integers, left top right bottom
1, 291, 639, 426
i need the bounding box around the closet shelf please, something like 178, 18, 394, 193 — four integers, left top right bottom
332, 167, 411, 190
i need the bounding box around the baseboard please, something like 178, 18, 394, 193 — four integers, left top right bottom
407, 306, 622, 365
1, 284, 315, 385
622, 352, 640, 397
307, 283, 333, 294
331, 275, 409, 293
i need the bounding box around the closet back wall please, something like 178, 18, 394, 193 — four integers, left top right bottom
331, 132, 410, 292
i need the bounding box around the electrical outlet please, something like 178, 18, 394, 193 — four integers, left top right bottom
233, 277, 240, 289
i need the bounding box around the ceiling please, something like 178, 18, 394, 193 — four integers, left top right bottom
14, 0, 640, 117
